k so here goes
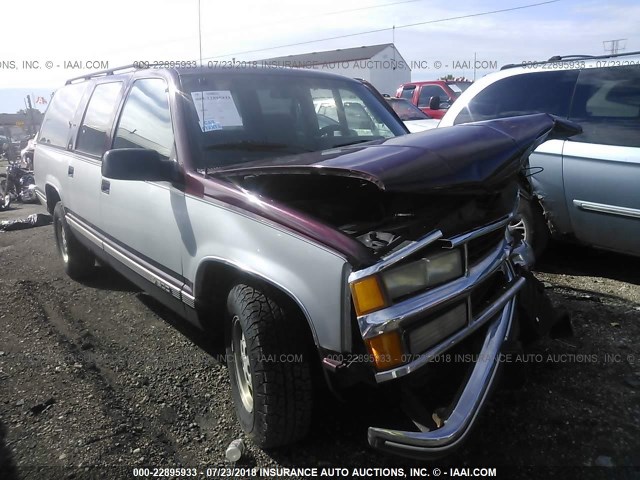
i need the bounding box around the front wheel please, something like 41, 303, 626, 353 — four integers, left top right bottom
53, 202, 95, 279
225, 284, 313, 448
510, 197, 550, 261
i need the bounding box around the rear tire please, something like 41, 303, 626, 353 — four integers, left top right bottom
0, 175, 10, 210
53, 202, 95, 279
225, 284, 313, 448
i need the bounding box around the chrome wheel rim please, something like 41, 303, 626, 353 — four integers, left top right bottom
510, 216, 527, 242
231, 315, 253, 412
57, 221, 69, 264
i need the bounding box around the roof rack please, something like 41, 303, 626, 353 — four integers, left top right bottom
547, 55, 596, 61
500, 50, 640, 70
65, 64, 140, 85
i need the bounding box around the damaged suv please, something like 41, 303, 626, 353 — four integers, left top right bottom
34, 65, 578, 458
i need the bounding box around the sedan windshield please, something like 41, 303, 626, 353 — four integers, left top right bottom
179, 70, 406, 170
448, 82, 472, 97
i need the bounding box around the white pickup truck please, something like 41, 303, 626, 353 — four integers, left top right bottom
34, 64, 577, 458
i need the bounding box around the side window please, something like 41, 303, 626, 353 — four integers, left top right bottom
75, 82, 122, 157
400, 86, 415, 100
114, 79, 174, 159
569, 66, 640, 148
453, 70, 579, 125
418, 85, 447, 107
38, 83, 87, 148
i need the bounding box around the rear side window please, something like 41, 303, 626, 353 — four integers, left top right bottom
453, 70, 579, 125
38, 83, 87, 148
113, 79, 174, 159
75, 82, 123, 157
569, 66, 640, 148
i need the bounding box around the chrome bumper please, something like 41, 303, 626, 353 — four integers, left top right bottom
348, 215, 532, 458
367, 281, 522, 458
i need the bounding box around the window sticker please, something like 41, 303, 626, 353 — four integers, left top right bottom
191, 91, 243, 131
449, 84, 462, 93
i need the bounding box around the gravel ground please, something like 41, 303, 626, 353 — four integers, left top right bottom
0, 201, 638, 480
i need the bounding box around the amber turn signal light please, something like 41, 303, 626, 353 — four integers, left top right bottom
365, 330, 406, 370
350, 275, 388, 316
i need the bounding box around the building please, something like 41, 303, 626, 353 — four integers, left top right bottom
261, 43, 411, 96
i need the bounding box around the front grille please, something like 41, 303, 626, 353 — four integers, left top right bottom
466, 228, 505, 266
470, 270, 508, 318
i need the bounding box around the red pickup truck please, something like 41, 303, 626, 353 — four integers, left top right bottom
395, 80, 472, 119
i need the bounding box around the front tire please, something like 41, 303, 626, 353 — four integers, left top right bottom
225, 284, 313, 448
510, 197, 550, 261
53, 202, 95, 279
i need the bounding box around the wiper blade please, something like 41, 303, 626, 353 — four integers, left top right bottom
331, 138, 377, 148
205, 141, 313, 153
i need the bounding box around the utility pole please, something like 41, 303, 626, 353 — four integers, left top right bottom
198, 0, 203, 67
473, 52, 477, 81
603, 39, 627, 55
26, 95, 36, 136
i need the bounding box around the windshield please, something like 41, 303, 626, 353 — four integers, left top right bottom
179, 71, 406, 170
448, 82, 472, 97
387, 98, 432, 120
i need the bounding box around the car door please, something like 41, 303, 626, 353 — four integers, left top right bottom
562, 66, 640, 256
66, 81, 124, 240
100, 76, 187, 301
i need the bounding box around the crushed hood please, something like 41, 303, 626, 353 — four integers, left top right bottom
212, 113, 581, 194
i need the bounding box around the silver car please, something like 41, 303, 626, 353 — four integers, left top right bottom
439, 51, 640, 259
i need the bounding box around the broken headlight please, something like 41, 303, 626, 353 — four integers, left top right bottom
381, 249, 464, 300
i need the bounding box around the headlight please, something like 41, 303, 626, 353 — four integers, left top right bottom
381, 249, 463, 300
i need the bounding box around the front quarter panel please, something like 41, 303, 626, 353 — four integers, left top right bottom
183, 193, 351, 353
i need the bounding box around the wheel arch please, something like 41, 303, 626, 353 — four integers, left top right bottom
193, 258, 320, 350
45, 183, 62, 214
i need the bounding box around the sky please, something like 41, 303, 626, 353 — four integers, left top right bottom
0, 0, 638, 112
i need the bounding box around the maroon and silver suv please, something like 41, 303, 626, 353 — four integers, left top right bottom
34, 64, 574, 459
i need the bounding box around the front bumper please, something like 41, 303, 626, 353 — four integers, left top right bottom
349, 216, 529, 458
367, 281, 521, 458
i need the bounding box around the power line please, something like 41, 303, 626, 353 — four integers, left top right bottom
106, 0, 430, 58
203, 0, 561, 61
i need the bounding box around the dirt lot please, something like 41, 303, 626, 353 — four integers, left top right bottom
0, 201, 638, 480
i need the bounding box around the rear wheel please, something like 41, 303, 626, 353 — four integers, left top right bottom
0, 175, 10, 210
225, 284, 313, 448
53, 202, 95, 279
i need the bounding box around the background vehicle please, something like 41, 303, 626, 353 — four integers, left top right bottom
439, 51, 640, 259
385, 97, 439, 132
396, 80, 472, 119
20, 136, 36, 169
2, 157, 37, 204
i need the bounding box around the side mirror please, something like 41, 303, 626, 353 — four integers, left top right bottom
102, 148, 179, 182
428, 95, 441, 110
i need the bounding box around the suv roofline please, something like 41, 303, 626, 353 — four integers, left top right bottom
64, 62, 363, 86
501, 50, 640, 70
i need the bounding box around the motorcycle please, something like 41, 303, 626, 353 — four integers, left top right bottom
0, 157, 37, 210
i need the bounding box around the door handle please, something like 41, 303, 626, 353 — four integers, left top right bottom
101, 179, 110, 194
68, 165, 74, 177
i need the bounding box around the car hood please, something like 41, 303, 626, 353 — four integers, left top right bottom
212, 113, 581, 194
